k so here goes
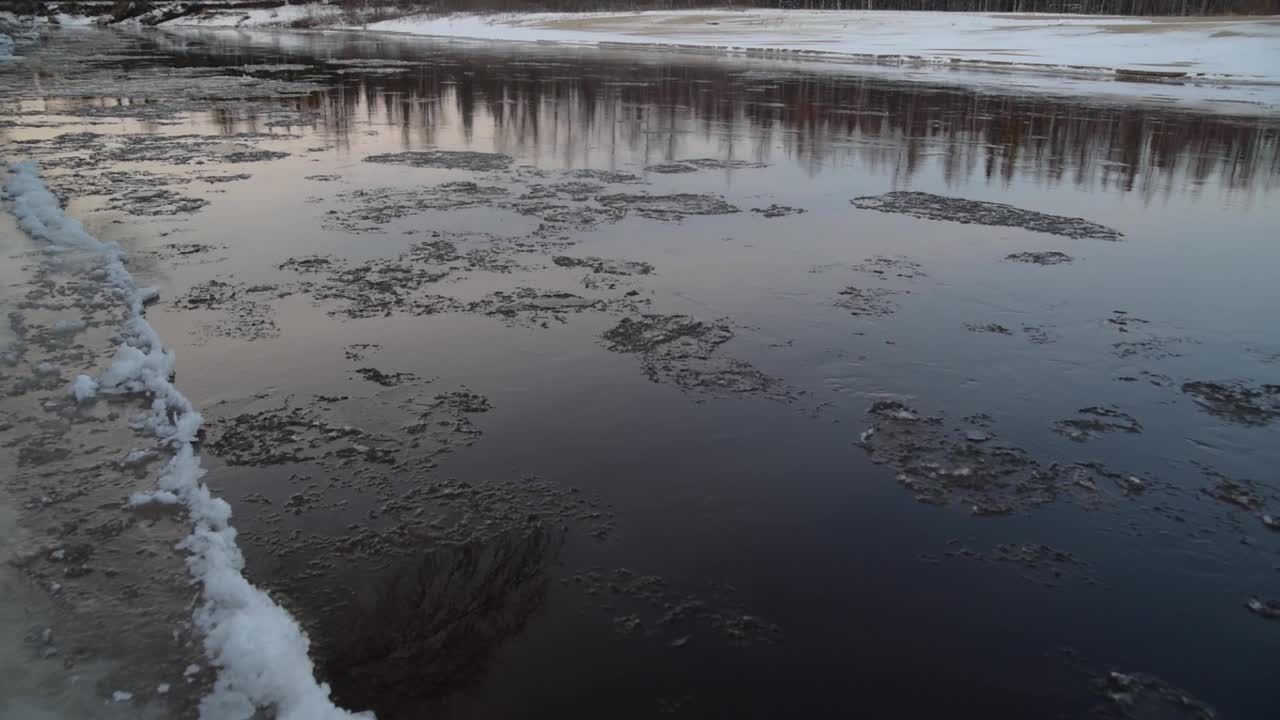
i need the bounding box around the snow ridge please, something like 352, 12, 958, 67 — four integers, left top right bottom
2, 160, 372, 720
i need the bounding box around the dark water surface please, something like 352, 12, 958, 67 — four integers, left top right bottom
2, 26, 1278, 719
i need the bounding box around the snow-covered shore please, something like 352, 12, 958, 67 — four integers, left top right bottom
3, 160, 374, 720
352, 10, 1280, 82
141, 8, 1280, 113
162, 8, 1280, 85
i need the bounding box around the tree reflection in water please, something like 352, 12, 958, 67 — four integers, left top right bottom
141, 30, 1280, 203
311, 524, 562, 717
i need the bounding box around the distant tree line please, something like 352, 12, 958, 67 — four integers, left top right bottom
755, 0, 1278, 12
25, 0, 1280, 19
336, 0, 1278, 14
763, 0, 1276, 12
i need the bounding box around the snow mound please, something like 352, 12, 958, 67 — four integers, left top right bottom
3, 160, 373, 720
71, 373, 98, 403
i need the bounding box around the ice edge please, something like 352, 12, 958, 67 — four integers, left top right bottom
2, 160, 372, 720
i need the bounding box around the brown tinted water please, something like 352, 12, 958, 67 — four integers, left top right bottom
1, 25, 1278, 720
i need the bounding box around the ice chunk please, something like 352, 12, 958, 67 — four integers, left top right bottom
128, 490, 180, 507
71, 374, 98, 403
51, 318, 86, 335
122, 448, 158, 466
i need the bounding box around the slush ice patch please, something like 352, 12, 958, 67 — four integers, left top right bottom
363, 150, 513, 172
851, 192, 1121, 240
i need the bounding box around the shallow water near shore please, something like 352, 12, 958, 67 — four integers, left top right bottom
1, 25, 1278, 719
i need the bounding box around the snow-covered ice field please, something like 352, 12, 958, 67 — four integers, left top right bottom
354, 10, 1280, 81
158, 8, 1280, 110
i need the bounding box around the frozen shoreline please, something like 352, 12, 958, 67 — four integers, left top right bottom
2, 161, 372, 720
160, 8, 1280, 82
155, 8, 1280, 112
351, 11, 1280, 82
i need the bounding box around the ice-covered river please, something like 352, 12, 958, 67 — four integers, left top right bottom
1, 25, 1277, 720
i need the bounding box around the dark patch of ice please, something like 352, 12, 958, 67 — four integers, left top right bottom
552, 256, 653, 276
835, 287, 901, 317
929, 541, 1095, 587
207, 404, 399, 467
473, 289, 603, 326
1053, 406, 1142, 442
326, 183, 509, 231
355, 368, 420, 387
965, 323, 1013, 335
172, 280, 286, 343
197, 173, 252, 184
1198, 466, 1267, 511
851, 192, 1122, 240
860, 400, 1149, 514
562, 169, 644, 184
602, 315, 783, 399
644, 163, 697, 174
104, 188, 209, 216
750, 204, 805, 218
1091, 671, 1215, 720
1181, 381, 1280, 427
1005, 251, 1074, 265
571, 568, 780, 646
363, 151, 513, 172
1246, 598, 1280, 620
343, 344, 382, 362
595, 193, 739, 221
853, 255, 927, 279
1021, 324, 1056, 345
646, 158, 766, 174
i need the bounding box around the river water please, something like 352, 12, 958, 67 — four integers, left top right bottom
1, 25, 1277, 720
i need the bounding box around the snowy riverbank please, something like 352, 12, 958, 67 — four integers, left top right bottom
142, 8, 1280, 113
163, 9, 1280, 84
360, 11, 1280, 81
3, 159, 373, 719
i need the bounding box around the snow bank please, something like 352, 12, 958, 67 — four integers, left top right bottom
1, 9, 46, 52
170, 3, 343, 28
2, 160, 372, 720
353, 10, 1280, 83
